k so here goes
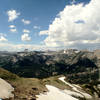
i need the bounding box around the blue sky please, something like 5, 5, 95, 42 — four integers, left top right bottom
0, 0, 69, 44
1, 0, 100, 51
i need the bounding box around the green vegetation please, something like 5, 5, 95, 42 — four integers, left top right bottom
0, 68, 19, 81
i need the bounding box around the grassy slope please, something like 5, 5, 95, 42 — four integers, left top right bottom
0, 68, 19, 81
0, 68, 46, 99
0, 68, 69, 100
9, 76, 71, 100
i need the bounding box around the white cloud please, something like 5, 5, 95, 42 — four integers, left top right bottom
0, 43, 49, 51
22, 19, 31, 25
0, 33, 7, 42
33, 26, 41, 29
0, 36, 7, 42
39, 30, 48, 35
9, 25, 17, 32
23, 29, 30, 33
10, 28, 17, 32
0, 42, 99, 51
39, 0, 100, 49
7, 10, 20, 22
9, 25, 16, 28
21, 33, 31, 41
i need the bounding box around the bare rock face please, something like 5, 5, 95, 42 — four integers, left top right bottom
0, 78, 14, 99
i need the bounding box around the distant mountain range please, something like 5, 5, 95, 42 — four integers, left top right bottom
0, 49, 99, 81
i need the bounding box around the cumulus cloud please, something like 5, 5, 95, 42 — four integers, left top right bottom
0, 43, 48, 51
22, 19, 31, 25
9, 25, 16, 28
10, 28, 17, 32
39, 30, 48, 35
23, 29, 30, 33
0, 36, 7, 42
39, 0, 100, 49
7, 10, 20, 22
33, 26, 41, 29
0, 42, 99, 51
9, 25, 17, 32
21, 33, 31, 41
0, 33, 7, 42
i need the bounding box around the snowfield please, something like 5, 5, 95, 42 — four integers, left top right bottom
37, 77, 92, 100
37, 85, 78, 100
0, 78, 14, 99
59, 77, 80, 92
59, 77, 92, 99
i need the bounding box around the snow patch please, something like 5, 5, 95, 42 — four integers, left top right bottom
59, 77, 79, 92
37, 77, 92, 100
59, 77, 92, 99
37, 85, 78, 100
0, 78, 14, 99
63, 90, 84, 98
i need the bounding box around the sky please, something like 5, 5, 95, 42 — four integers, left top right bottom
0, 0, 100, 51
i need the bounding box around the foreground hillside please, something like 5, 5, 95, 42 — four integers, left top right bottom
0, 68, 46, 100
0, 68, 100, 100
0, 68, 93, 100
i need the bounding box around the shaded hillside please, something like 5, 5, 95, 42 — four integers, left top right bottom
0, 50, 100, 100
0, 50, 99, 82
0, 67, 19, 81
